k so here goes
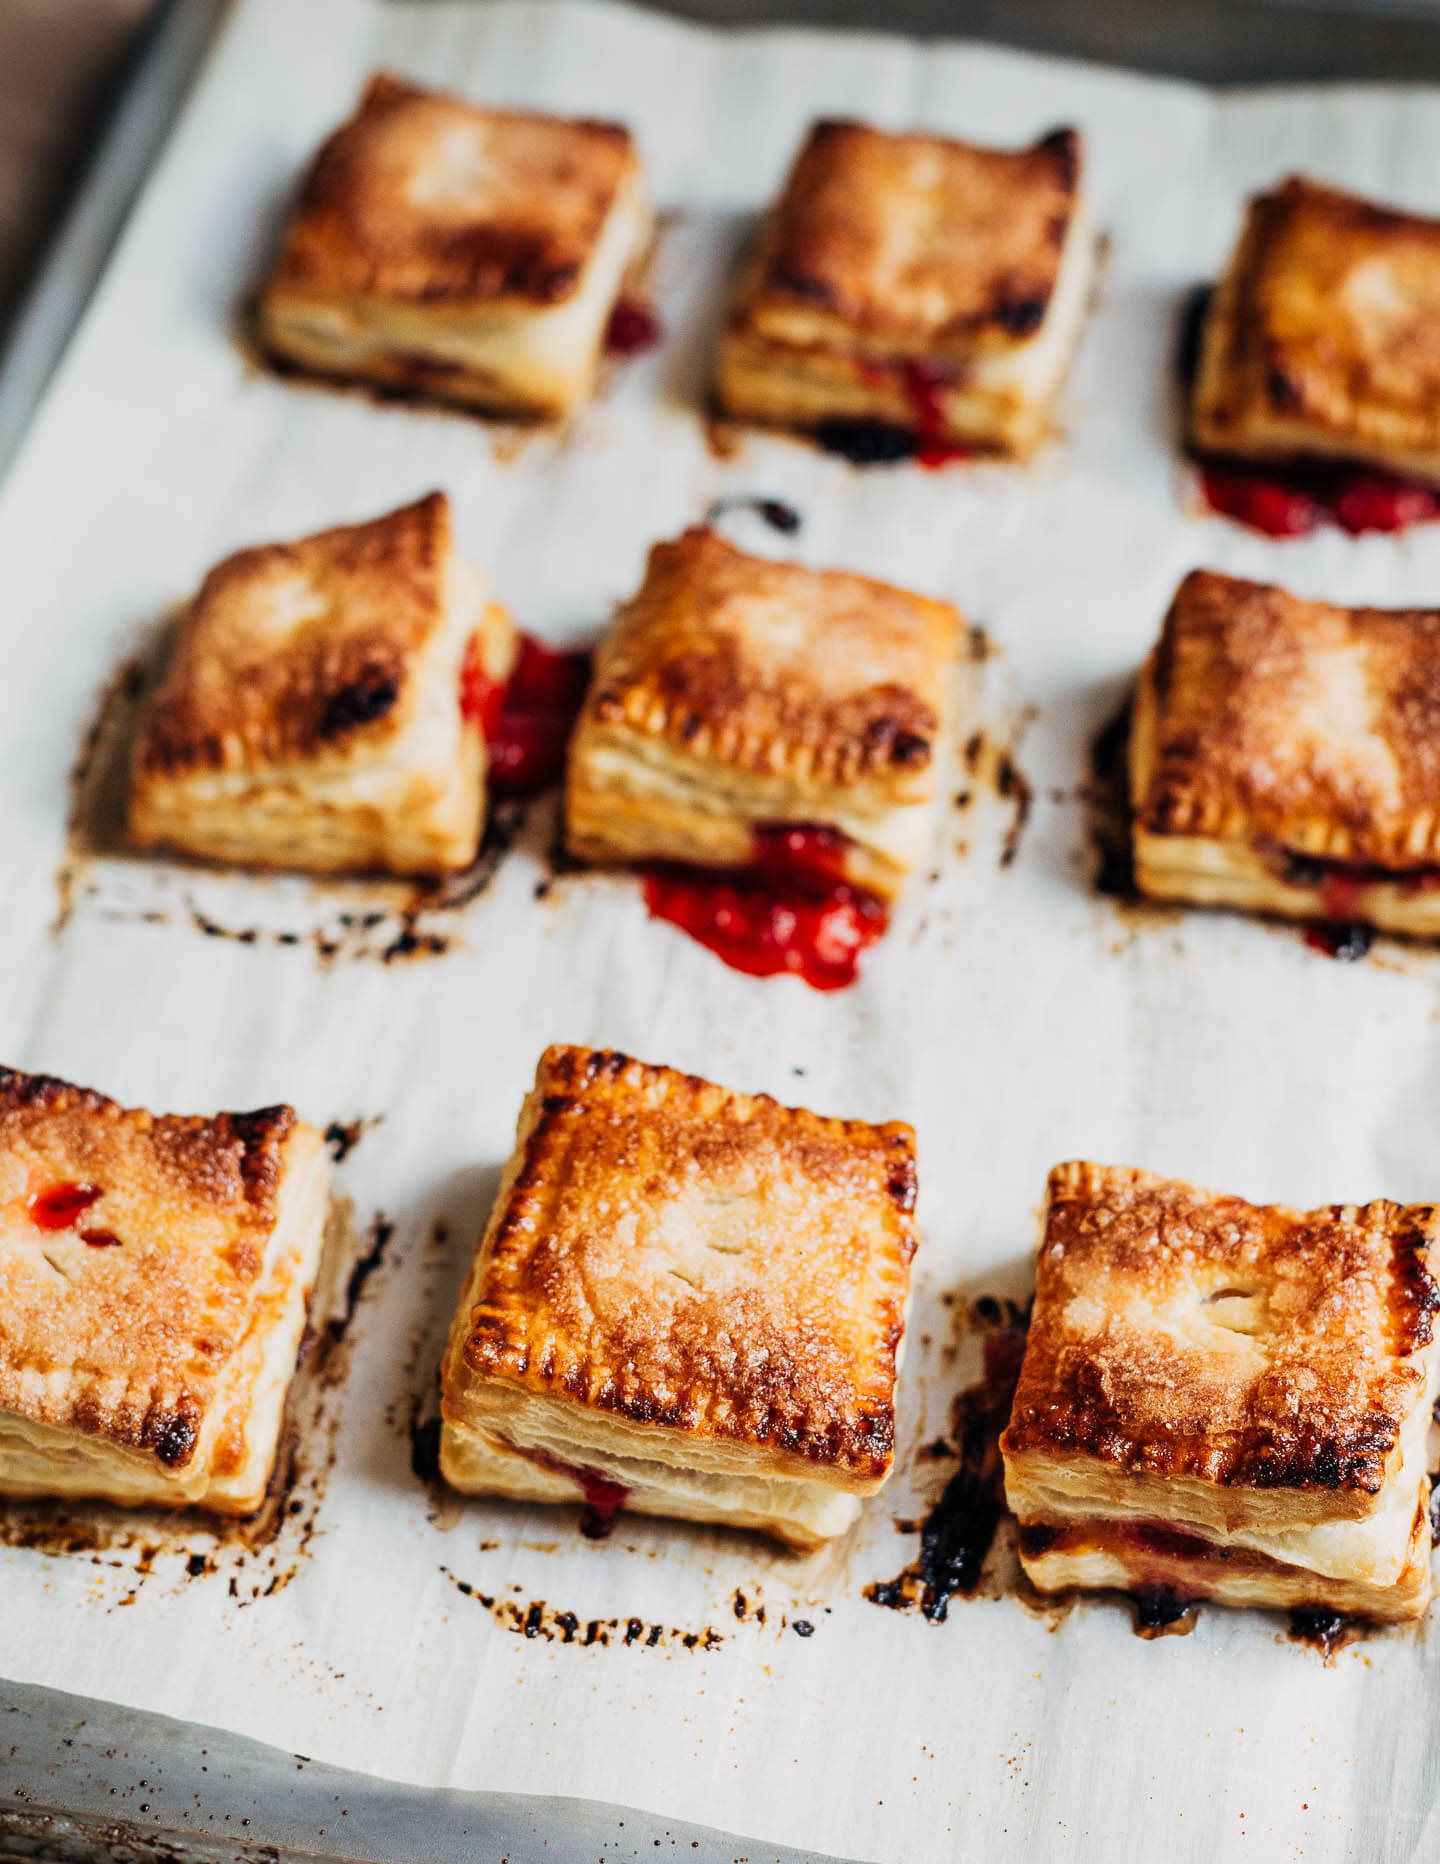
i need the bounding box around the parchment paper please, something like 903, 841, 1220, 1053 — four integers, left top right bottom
4, 2, 1440, 1856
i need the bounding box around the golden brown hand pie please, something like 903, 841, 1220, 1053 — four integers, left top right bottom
1001, 1162, 1440, 1621
1192, 174, 1440, 485
1130, 567, 1440, 936
128, 491, 515, 877
439, 1045, 919, 1547
563, 526, 965, 900
715, 119, 1094, 457
258, 73, 649, 420
0, 1066, 329, 1513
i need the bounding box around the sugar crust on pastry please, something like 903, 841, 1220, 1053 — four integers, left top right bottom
0, 1067, 329, 1514
1001, 1161, 1440, 1620
1192, 174, 1440, 485
715, 121, 1094, 456
128, 492, 516, 877
563, 527, 964, 900
1130, 568, 1440, 935
439, 1044, 919, 1547
258, 74, 648, 420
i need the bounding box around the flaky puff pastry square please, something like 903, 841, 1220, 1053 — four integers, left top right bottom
0, 1067, 329, 1514
1131, 568, 1440, 936
129, 492, 515, 878
715, 121, 1094, 457
1192, 175, 1440, 483
439, 1045, 918, 1548
1001, 1163, 1440, 1621
564, 527, 964, 900
258, 74, 648, 420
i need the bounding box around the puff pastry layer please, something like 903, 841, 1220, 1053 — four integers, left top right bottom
1192, 174, 1440, 484
1131, 568, 1440, 935
258, 74, 648, 420
439, 1045, 919, 1546
0, 1067, 328, 1513
129, 491, 515, 877
715, 121, 1094, 456
564, 527, 964, 899
1001, 1162, 1440, 1620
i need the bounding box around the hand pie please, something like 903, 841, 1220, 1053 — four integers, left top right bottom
1002, 1163, 1440, 1622
257, 73, 649, 420
564, 526, 965, 902
129, 492, 516, 877
439, 1045, 918, 1547
1192, 175, 1440, 489
0, 1067, 328, 1514
1131, 568, 1440, 937
715, 120, 1094, 458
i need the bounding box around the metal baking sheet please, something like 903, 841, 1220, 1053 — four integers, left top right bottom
5, 2, 1440, 1860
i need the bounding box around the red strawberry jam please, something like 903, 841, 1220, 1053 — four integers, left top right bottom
900, 360, 970, 470
604, 300, 663, 355
28, 1182, 103, 1229
461, 633, 592, 799
641, 823, 889, 991
1199, 459, 1440, 538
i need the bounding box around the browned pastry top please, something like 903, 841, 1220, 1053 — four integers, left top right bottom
0, 1067, 299, 1467
1003, 1160, 1439, 1497
267, 72, 637, 308
454, 1045, 919, 1477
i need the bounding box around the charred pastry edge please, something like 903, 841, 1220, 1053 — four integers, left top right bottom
1191, 175, 1440, 487
0, 1068, 330, 1511
438, 1044, 918, 1544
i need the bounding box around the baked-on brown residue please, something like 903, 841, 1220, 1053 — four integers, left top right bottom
1136, 568, 1440, 864
265, 73, 636, 310
865, 1301, 1028, 1621
450, 1045, 918, 1478
1002, 1161, 1440, 1494
748, 121, 1079, 348
440, 1567, 725, 1649
576, 527, 960, 790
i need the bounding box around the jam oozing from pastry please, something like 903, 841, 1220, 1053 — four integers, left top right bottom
641, 824, 888, 991
813, 419, 918, 465
899, 360, 970, 471
512, 1443, 630, 1538
1197, 459, 1440, 538
1131, 1588, 1199, 1637
604, 300, 663, 355
461, 633, 593, 799
80, 1228, 121, 1248
1303, 922, 1374, 962
27, 1182, 103, 1229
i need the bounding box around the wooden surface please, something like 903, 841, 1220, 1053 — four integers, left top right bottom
0, 0, 156, 330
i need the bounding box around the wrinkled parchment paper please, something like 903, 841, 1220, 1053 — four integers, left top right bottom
5, 2, 1440, 1856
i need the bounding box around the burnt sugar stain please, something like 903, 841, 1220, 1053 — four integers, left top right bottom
1087, 698, 1135, 898
323, 1116, 382, 1163
325, 1214, 395, 1346
439, 1567, 724, 1651
1287, 1606, 1365, 1661
812, 418, 918, 465
704, 494, 803, 535
864, 1301, 1029, 1622
409, 1416, 442, 1485
1131, 1588, 1199, 1639
997, 752, 1034, 869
